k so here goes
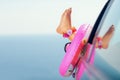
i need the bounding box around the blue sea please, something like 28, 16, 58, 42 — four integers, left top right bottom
0, 34, 120, 80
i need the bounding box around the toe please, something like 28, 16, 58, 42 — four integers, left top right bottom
68, 8, 72, 13
109, 25, 115, 32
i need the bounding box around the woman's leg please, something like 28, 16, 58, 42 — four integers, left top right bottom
96, 25, 115, 49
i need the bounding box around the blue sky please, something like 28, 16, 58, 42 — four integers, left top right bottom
0, 0, 107, 35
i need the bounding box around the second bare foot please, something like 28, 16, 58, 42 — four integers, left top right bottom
102, 25, 115, 49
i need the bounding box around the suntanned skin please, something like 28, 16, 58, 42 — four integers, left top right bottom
56, 8, 115, 49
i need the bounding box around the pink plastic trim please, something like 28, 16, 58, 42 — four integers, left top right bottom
75, 44, 95, 80
59, 24, 91, 77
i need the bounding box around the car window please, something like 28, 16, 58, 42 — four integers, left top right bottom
96, 0, 120, 73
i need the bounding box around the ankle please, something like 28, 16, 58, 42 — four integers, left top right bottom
63, 26, 76, 39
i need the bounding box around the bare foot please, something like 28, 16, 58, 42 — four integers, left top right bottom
56, 8, 72, 34
102, 25, 115, 49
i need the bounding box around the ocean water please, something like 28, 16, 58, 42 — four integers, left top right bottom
0, 34, 120, 80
